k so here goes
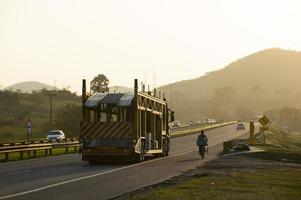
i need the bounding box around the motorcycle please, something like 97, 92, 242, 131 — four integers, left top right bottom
198, 145, 208, 159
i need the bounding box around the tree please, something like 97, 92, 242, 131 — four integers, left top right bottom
214, 86, 237, 100
266, 107, 301, 131
235, 106, 254, 120
279, 107, 301, 130
252, 85, 263, 96
213, 86, 237, 105
55, 104, 81, 137
90, 74, 109, 93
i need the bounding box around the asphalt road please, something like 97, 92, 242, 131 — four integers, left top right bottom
0, 124, 250, 200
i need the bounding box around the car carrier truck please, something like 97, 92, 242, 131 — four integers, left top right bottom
80, 79, 174, 163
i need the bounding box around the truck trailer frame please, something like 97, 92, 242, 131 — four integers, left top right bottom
80, 79, 172, 163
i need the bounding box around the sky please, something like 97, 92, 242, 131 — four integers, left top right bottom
1, 0, 300, 93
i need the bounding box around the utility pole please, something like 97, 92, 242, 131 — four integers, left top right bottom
45, 91, 56, 130
50, 94, 53, 130
170, 84, 173, 109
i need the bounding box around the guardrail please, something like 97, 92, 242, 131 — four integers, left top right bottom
0, 137, 79, 147
0, 138, 80, 162
170, 121, 237, 137
223, 139, 248, 152
0, 122, 237, 162
170, 121, 225, 132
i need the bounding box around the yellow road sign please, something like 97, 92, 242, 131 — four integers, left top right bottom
258, 115, 270, 127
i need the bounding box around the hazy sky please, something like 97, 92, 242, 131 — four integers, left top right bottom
1, 0, 300, 93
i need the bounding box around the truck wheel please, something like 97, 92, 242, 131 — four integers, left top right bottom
136, 152, 144, 162
136, 140, 145, 162
89, 160, 96, 165
135, 150, 144, 162
163, 138, 169, 157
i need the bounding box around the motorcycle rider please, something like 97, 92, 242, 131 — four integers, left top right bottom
196, 130, 208, 157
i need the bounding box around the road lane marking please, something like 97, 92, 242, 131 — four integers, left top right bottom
0, 127, 248, 200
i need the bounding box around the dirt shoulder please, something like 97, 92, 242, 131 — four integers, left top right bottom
113, 153, 301, 200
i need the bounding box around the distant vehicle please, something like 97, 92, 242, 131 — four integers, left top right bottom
203, 118, 216, 124
47, 130, 66, 140
236, 123, 245, 130
190, 121, 201, 126
170, 121, 181, 128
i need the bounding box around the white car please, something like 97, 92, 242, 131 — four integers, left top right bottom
47, 130, 66, 140
170, 121, 181, 128
203, 118, 217, 124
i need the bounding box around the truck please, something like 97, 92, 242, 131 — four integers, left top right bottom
80, 79, 174, 163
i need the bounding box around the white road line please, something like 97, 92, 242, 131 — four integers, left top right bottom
0, 127, 246, 200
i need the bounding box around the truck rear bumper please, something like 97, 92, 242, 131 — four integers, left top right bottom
82, 152, 135, 163
82, 150, 134, 161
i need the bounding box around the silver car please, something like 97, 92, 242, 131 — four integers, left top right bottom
236, 123, 246, 130
47, 130, 66, 140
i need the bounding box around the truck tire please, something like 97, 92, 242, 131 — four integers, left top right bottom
136, 152, 144, 162
163, 138, 169, 156
136, 140, 145, 162
89, 160, 97, 165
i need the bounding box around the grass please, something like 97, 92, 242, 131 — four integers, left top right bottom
0, 125, 46, 143
247, 145, 301, 164
0, 147, 78, 162
250, 123, 301, 164
127, 169, 301, 200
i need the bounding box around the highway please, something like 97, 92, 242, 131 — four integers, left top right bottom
0, 124, 250, 200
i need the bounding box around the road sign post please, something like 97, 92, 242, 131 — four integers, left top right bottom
258, 115, 270, 144
27, 119, 32, 142
249, 121, 255, 145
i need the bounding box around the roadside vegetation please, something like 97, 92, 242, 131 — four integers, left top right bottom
0, 74, 113, 143
0, 89, 81, 143
249, 123, 301, 164
124, 169, 301, 200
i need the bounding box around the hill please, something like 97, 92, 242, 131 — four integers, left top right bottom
160, 48, 301, 122
4, 81, 57, 93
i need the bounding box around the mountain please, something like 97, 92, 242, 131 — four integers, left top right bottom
4, 81, 57, 93
159, 48, 301, 122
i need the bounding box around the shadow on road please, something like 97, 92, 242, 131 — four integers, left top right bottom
176, 158, 202, 162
